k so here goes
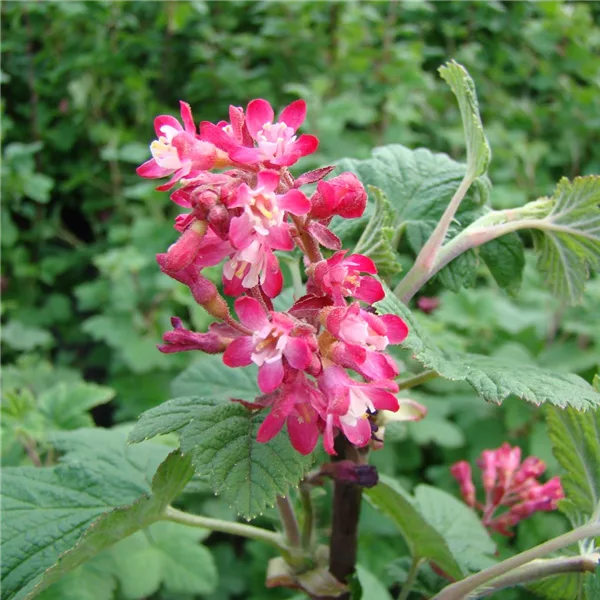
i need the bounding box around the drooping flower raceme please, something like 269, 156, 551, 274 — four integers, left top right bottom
139, 97, 425, 456
451, 443, 564, 535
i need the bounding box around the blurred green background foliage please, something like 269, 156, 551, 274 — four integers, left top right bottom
2, 2, 600, 599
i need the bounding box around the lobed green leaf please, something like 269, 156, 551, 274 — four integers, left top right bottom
1, 429, 192, 600
129, 396, 314, 519
438, 60, 491, 179
376, 288, 600, 410
530, 176, 600, 305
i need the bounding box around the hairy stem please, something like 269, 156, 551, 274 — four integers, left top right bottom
164, 506, 285, 550
276, 495, 302, 548
397, 556, 423, 600
300, 484, 315, 549
473, 554, 600, 598
329, 437, 365, 596
397, 370, 439, 391
394, 175, 473, 302
432, 522, 600, 600
291, 215, 323, 264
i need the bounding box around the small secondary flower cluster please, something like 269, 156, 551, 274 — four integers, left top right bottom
138, 98, 426, 456
451, 443, 564, 535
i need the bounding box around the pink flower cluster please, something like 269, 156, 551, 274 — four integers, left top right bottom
451, 443, 564, 536
138, 98, 426, 456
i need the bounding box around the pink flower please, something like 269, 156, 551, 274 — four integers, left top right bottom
222, 297, 316, 393
227, 99, 319, 167
256, 372, 323, 455
309, 172, 367, 220
450, 461, 476, 507
160, 225, 233, 273
452, 444, 565, 536
158, 317, 228, 354
322, 303, 408, 380
222, 239, 283, 298
417, 296, 440, 314
309, 251, 384, 305
137, 102, 227, 191
317, 366, 399, 455
228, 170, 310, 251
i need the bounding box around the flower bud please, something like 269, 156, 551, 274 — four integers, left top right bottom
309, 172, 367, 220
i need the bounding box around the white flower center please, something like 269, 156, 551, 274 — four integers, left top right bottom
256, 121, 296, 161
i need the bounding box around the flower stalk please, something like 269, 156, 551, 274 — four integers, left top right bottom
432, 522, 600, 600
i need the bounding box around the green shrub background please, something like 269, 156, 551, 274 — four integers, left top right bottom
2, 2, 600, 599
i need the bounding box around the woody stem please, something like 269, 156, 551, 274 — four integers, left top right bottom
328, 437, 365, 597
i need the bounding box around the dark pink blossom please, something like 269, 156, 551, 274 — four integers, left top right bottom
256, 372, 323, 455
317, 366, 399, 455
222, 239, 283, 298
228, 170, 310, 251
222, 297, 316, 393
452, 443, 565, 536
137, 101, 228, 191
309, 172, 367, 220
158, 317, 228, 354
226, 99, 319, 167
322, 303, 408, 380
450, 461, 476, 507
309, 251, 384, 305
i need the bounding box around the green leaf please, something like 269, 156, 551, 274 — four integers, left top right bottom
479, 233, 525, 294
364, 476, 464, 580
439, 60, 491, 179
352, 186, 402, 277
547, 407, 600, 521
1, 429, 192, 600
38, 382, 115, 430
36, 555, 117, 600
355, 564, 394, 600
129, 396, 314, 518
530, 176, 600, 304
335, 144, 490, 291
376, 288, 600, 410
413, 485, 496, 574
172, 353, 258, 399
1, 321, 53, 351
108, 521, 217, 598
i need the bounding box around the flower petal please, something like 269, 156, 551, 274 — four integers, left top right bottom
278, 189, 311, 215
379, 314, 409, 344
229, 146, 262, 165
179, 101, 196, 134
261, 253, 283, 298
256, 411, 286, 443
341, 418, 372, 448
256, 169, 280, 192
346, 254, 377, 274
154, 115, 182, 138
136, 158, 172, 179
234, 296, 269, 330
246, 98, 274, 138
222, 336, 254, 367
278, 99, 306, 131
287, 413, 319, 455
354, 276, 385, 304
283, 337, 312, 370
258, 360, 284, 393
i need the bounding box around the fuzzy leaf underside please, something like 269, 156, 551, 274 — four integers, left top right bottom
531, 176, 600, 305
439, 60, 491, 179
547, 407, 600, 522
1, 429, 191, 600
352, 186, 402, 277
334, 144, 495, 292
129, 396, 313, 519
376, 289, 600, 410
